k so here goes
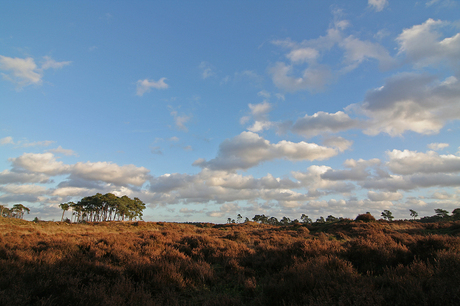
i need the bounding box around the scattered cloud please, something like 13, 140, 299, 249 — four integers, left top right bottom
193, 131, 339, 171
136, 77, 168, 96
48, 146, 78, 156
291, 111, 360, 138
199, 61, 215, 79
0, 137, 14, 145
0, 55, 70, 88
368, 0, 388, 12
357, 73, 460, 136
170, 110, 191, 132
428, 143, 449, 151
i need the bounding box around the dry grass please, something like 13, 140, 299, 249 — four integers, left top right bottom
1, 217, 460, 305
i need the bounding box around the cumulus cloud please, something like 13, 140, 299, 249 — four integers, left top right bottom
10, 152, 69, 176
358, 73, 460, 136
136, 78, 168, 96
0, 55, 70, 88
368, 191, 403, 201
322, 136, 353, 152
193, 132, 338, 171
270, 62, 332, 92
0, 184, 47, 195
0, 55, 42, 87
321, 158, 381, 181
291, 111, 360, 138
70, 161, 150, 186
386, 149, 460, 175
243, 101, 274, 132
396, 19, 460, 69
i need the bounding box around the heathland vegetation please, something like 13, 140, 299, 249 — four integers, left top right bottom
1, 208, 460, 305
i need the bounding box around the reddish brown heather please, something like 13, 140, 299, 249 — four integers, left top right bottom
1, 218, 460, 305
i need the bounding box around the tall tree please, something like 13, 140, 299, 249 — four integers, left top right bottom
12, 204, 30, 219
409, 209, 418, 220
59, 202, 72, 222
381, 210, 394, 221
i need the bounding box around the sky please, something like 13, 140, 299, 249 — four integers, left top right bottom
1, 0, 460, 223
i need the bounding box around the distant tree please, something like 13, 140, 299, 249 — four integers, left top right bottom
0, 205, 7, 217
237, 214, 243, 223
267, 216, 279, 225
244, 217, 250, 223
452, 208, 460, 220
280, 216, 291, 225
409, 209, 418, 220
316, 216, 325, 223
435, 208, 449, 219
227, 217, 232, 224
381, 210, 394, 221
59, 202, 72, 222
300, 214, 312, 224
326, 215, 338, 223
253, 214, 268, 224
12, 204, 30, 219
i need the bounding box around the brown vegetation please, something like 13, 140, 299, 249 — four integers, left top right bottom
1, 217, 460, 305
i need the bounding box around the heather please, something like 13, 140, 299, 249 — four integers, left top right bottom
1, 218, 460, 305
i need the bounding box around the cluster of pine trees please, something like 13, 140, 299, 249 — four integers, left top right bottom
0, 204, 30, 219
59, 193, 146, 222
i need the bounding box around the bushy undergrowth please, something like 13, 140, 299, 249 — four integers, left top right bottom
1, 218, 460, 305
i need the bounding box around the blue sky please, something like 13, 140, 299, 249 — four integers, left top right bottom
1, 0, 460, 222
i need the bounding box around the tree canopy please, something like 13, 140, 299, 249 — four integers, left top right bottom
61, 193, 146, 222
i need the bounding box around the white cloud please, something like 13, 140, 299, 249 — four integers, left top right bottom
321, 158, 381, 181
0, 55, 42, 87
0, 184, 47, 195
10, 152, 69, 176
428, 143, 449, 151
41, 56, 71, 70
170, 110, 191, 132
21, 140, 55, 147
368, 0, 388, 12
270, 14, 393, 92
71, 161, 150, 186
193, 131, 339, 171
0, 136, 14, 145
323, 136, 353, 153
136, 78, 168, 96
368, 191, 403, 201
243, 102, 274, 132
291, 111, 360, 138
358, 73, 460, 136
270, 62, 332, 92
48, 146, 78, 156
386, 149, 460, 175
0, 169, 50, 184
0, 55, 70, 88
340, 35, 394, 71
286, 48, 319, 63
396, 19, 460, 69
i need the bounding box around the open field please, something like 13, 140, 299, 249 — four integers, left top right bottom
1, 217, 460, 305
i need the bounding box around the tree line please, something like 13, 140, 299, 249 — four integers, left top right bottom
228, 208, 460, 225
0, 204, 30, 219
59, 193, 146, 222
